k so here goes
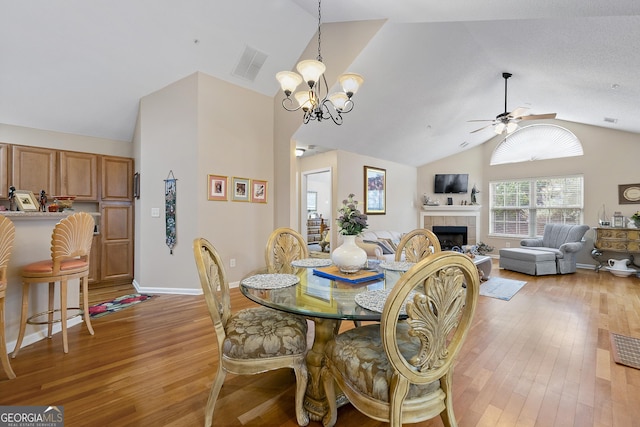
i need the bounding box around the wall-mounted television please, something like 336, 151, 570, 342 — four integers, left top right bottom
434, 174, 469, 194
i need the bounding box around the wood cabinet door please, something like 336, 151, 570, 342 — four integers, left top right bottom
101, 156, 133, 201
100, 203, 133, 283
59, 151, 98, 200
0, 144, 8, 198
11, 145, 56, 196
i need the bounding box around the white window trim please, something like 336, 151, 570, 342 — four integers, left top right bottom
489, 174, 584, 238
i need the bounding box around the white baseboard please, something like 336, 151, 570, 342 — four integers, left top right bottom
132, 279, 239, 294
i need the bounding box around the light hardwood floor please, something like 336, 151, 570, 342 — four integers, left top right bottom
1, 263, 640, 427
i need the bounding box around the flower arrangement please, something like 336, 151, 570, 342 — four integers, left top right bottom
632, 211, 640, 226
336, 194, 368, 235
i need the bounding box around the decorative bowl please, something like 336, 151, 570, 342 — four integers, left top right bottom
605, 267, 636, 278
53, 196, 76, 210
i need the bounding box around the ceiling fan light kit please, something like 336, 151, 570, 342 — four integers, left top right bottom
470, 72, 557, 134
276, 0, 363, 125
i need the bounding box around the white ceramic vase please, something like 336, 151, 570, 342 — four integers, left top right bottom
331, 235, 367, 273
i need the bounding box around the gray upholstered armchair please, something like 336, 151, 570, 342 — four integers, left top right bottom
520, 224, 590, 274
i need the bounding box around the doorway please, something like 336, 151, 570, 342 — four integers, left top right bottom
302, 168, 332, 252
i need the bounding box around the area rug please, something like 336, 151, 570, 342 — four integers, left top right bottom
89, 294, 154, 318
610, 332, 640, 370
479, 277, 527, 301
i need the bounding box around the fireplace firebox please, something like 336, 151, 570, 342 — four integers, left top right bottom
432, 226, 468, 251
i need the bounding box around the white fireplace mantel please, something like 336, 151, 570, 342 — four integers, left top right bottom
420, 206, 481, 245
421, 205, 481, 212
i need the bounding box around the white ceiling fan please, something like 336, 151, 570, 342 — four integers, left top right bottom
469, 72, 557, 134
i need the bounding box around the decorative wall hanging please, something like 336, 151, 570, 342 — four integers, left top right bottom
251, 179, 268, 203
208, 174, 228, 201
231, 177, 251, 202
618, 183, 640, 204
164, 171, 177, 254
364, 166, 386, 215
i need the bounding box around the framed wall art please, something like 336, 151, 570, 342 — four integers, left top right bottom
251, 179, 268, 204
618, 183, 640, 204
208, 174, 228, 201
15, 190, 39, 211
364, 166, 386, 215
231, 177, 251, 202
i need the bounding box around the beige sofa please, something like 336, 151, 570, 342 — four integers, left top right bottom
355, 230, 404, 262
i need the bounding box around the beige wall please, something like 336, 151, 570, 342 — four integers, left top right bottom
0, 123, 132, 157
299, 149, 419, 248
134, 72, 274, 290
419, 119, 640, 266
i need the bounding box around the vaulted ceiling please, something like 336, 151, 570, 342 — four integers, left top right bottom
2, 1, 639, 167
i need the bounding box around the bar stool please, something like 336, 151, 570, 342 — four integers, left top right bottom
0, 215, 16, 378
12, 212, 95, 356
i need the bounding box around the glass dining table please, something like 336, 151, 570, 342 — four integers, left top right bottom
240, 263, 406, 422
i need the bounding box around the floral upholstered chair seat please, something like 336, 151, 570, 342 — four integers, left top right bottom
224, 307, 308, 359
194, 237, 309, 427
324, 322, 441, 402
320, 252, 480, 427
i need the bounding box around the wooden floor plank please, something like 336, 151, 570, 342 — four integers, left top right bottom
1, 262, 640, 426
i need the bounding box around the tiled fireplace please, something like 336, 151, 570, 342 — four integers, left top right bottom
421, 205, 480, 247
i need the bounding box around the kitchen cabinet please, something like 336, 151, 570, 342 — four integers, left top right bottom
5, 144, 134, 286
11, 145, 56, 196
101, 156, 133, 201
59, 151, 98, 200
100, 203, 133, 283
0, 144, 8, 198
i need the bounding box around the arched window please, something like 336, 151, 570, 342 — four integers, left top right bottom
490, 124, 583, 166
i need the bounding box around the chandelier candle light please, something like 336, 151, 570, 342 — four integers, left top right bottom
276, 0, 363, 125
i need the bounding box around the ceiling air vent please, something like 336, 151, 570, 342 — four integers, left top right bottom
603, 117, 618, 124
232, 45, 268, 82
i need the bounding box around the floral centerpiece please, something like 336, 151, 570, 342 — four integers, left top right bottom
336, 194, 368, 235
632, 211, 640, 227
332, 194, 368, 273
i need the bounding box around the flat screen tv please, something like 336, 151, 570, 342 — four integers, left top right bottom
434, 174, 469, 194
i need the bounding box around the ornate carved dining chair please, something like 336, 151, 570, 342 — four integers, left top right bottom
0, 216, 16, 379
265, 227, 309, 274
321, 251, 479, 427
193, 238, 309, 427
12, 212, 95, 356
394, 228, 441, 262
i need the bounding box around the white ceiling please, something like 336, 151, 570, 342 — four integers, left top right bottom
2, 0, 639, 167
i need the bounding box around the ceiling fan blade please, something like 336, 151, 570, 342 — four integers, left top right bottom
508, 106, 529, 119
519, 113, 557, 121
467, 119, 494, 123
470, 124, 493, 133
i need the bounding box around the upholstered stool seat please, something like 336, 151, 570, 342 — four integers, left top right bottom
12, 212, 95, 356
499, 247, 557, 276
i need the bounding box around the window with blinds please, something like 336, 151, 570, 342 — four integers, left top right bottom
490, 175, 584, 237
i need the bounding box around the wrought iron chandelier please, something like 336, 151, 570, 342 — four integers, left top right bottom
276, 0, 363, 125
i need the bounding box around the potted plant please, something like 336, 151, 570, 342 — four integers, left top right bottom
332, 194, 368, 273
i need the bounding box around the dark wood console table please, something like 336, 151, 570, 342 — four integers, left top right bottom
591, 227, 640, 271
